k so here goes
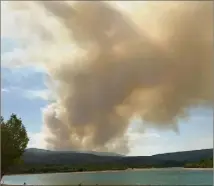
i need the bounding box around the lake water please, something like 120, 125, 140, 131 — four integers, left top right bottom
2, 168, 213, 185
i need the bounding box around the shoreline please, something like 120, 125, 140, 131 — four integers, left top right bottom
3, 167, 213, 177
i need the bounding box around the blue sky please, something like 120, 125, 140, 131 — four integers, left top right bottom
1, 1, 213, 156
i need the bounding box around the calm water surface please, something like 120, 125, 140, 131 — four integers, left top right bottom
3, 168, 213, 185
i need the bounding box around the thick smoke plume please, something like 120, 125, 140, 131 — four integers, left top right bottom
6, 1, 213, 153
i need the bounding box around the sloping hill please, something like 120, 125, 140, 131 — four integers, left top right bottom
26, 148, 123, 157
22, 148, 213, 167
152, 148, 213, 163
23, 148, 122, 165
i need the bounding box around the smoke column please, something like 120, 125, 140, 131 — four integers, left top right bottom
6, 1, 213, 154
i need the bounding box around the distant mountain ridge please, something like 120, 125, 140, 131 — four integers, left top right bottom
26, 148, 124, 157
23, 148, 213, 167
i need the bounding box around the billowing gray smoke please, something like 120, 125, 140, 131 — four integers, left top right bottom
7, 1, 213, 153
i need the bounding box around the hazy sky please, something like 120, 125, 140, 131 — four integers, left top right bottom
1, 1, 213, 156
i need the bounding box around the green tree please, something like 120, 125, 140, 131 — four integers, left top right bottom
1, 114, 29, 179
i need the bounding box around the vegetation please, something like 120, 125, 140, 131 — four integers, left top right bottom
1, 114, 29, 179
7, 163, 128, 175
0, 113, 213, 177
184, 157, 213, 168
5, 159, 206, 175
3, 154, 213, 176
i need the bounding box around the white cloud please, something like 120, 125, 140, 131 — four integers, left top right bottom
27, 131, 47, 149
126, 127, 165, 156
127, 128, 213, 156
128, 131, 160, 141
125, 118, 169, 156
1, 48, 32, 68
24, 89, 54, 101
168, 135, 213, 153
1, 88, 9, 92
1, 86, 53, 101
1, 1, 75, 70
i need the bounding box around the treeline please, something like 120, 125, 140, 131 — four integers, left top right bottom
184, 157, 213, 168
6, 158, 213, 175
8, 161, 183, 175
7, 158, 213, 175
8, 164, 128, 174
